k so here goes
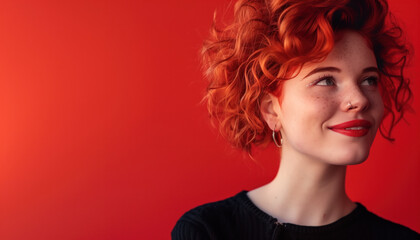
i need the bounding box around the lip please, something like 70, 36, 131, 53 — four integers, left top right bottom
328, 119, 372, 137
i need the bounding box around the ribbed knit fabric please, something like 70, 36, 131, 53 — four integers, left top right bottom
172, 191, 419, 240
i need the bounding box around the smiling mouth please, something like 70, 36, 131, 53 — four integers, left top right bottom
328, 120, 372, 137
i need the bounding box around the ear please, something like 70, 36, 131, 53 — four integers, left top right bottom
260, 93, 282, 131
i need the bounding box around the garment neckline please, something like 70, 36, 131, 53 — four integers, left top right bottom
236, 190, 367, 233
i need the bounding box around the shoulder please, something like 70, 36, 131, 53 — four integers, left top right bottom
360, 205, 420, 239
179, 191, 245, 219
171, 191, 270, 240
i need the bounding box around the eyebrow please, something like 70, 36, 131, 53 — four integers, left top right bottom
303, 66, 380, 79
362, 67, 380, 75
303, 67, 340, 79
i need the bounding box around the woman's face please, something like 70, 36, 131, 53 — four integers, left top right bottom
276, 31, 384, 165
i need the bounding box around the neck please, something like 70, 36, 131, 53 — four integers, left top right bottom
249, 147, 356, 226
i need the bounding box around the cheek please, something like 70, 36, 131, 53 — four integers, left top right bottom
313, 95, 338, 112
304, 92, 338, 117
281, 92, 337, 130
371, 94, 384, 123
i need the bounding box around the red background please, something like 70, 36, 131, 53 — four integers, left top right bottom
0, 0, 418, 239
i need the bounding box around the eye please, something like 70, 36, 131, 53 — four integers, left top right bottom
361, 76, 379, 86
314, 76, 335, 86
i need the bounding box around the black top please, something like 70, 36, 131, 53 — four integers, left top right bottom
172, 191, 420, 240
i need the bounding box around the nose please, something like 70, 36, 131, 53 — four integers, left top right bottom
341, 86, 370, 112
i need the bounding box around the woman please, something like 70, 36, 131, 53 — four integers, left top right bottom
172, 0, 419, 239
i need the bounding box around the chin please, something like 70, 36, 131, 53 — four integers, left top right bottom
323, 148, 371, 166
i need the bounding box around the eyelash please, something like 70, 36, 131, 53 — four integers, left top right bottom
310, 75, 379, 87
311, 75, 335, 86
361, 76, 379, 86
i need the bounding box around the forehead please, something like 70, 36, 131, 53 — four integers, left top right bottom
298, 31, 377, 77
329, 31, 373, 59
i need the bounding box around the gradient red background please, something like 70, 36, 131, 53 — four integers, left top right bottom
0, 0, 418, 239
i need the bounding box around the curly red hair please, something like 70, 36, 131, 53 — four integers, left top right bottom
202, 0, 411, 152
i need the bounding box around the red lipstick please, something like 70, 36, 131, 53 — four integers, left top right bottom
328, 119, 372, 137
